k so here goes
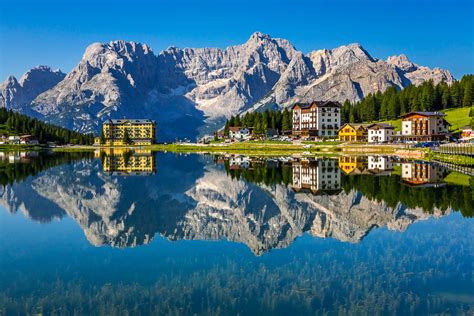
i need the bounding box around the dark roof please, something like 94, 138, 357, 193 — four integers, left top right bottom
367, 123, 395, 130
401, 111, 446, 118
291, 101, 341, 109
338, 123, 370, 131
104, 119, 156, 124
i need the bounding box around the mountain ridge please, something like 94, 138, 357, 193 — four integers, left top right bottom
0, 33, 454, 140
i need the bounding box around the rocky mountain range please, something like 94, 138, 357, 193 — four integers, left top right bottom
0, 32, 454, 140
0, 155, 451, 255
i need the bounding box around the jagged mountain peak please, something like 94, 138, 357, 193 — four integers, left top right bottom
387, 54, 417, 72
1, 33, 455, 140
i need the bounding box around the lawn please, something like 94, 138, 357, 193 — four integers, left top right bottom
443, 107, 471, 132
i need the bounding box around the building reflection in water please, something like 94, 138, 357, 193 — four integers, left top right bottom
338, 155, 369, 175
0, 151, 39, 164
401, 161, 448, 188
367, 155, 394, 176
96, 148, 156, 175
291, 158, 341, 195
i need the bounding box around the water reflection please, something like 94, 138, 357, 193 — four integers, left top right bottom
0, 151, 472, 254
96, 148, 156, 175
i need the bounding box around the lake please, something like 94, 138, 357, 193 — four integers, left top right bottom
0, 150, 473, 315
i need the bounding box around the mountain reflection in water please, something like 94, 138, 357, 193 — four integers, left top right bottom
0, 151, 472, 254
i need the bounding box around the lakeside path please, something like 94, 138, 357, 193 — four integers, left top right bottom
51, 142, 426, 158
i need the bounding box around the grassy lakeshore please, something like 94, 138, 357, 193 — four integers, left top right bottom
51, 141, 415, 157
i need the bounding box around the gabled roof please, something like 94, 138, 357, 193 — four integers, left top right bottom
401, 111, 446, 118
291, 100, 341, 110
338, 123, 370, 132
367, 123, 395, 130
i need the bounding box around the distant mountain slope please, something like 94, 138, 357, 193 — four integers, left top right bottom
0, 66, 65, 111
0, 33, 454, 140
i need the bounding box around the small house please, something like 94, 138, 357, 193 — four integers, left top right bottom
366, 123, 395, 143
338, 123, 369, 142
8, 136, 21, 144
229, 127, 251, 141
20, 135, 39, 145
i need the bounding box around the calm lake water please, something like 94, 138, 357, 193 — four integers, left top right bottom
0, 150, 473, 315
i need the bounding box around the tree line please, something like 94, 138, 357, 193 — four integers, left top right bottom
341, 75, 474, 123
0, 108, 94, 145
223, 108, 293, 137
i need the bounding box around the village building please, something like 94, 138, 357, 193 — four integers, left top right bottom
460, 125, 473, 141
292, 101, 341, 138
229, 127, 251, 141
367, 123, 395, 143
8, 135, 21, 144
338, 123, 369, 142
97, 119, 156, 146
398, 112, 450, 141
401, 162, 447, 188
20, 135, 39, 145
291, 158, 341, 194
266, 128, 279, 139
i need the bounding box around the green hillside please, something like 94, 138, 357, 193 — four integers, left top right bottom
380, 107, 471, 133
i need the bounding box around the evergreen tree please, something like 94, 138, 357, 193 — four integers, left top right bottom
123, 129, 131, 145
99, 130, 106, 145
224, 121, 230, 137
463, 80, 473, 107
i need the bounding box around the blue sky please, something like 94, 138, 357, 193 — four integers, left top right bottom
0, 0, 472, 80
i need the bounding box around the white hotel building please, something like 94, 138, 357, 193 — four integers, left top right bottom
292, 101, 341, 138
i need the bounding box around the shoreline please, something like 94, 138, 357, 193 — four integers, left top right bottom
49, 142, 427, 158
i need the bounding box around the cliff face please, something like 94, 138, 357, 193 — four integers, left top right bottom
0, 158, 450, 255
0, 66, 65, 111
1, 33, 454, 140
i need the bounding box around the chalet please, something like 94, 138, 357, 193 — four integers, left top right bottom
338, 123, 369, 142
292, 101, 341, 138
399, 112, 450, 141
229, 127, 251, 141
20, 135, 39, 145
8, 136, 21, 144
367, 123, 395, 143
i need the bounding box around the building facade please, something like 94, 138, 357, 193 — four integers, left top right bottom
292, 101, 341, 138
399, 112, 450, 141
291, 158, 341, 194
96, 119, 156, 146
229, 127, 251, 141
338, 123, 369, 142
367, 123, 395, 143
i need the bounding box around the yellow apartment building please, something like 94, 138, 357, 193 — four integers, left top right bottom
95, 119, 156, 146
338, 123, 369, 142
